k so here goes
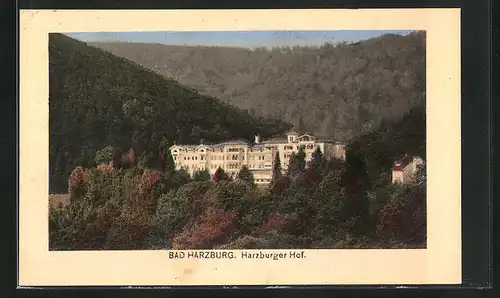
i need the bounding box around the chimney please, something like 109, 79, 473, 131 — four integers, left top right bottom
254, 134, 261, 144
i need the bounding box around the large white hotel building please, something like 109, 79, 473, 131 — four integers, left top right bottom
169, 128, 346, 184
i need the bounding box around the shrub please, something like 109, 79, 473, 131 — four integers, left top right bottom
172, 209, 238, 249
213, 167, 231, 182
261, 212, 299, 234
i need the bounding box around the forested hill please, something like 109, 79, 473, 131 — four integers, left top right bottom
347, 104, 426, 187
49, 34, 291, 193
90, 31, 426, 141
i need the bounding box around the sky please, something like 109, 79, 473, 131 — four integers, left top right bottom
66, 30, 413, 48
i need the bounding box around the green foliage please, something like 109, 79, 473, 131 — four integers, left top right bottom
309, 146, 326, 170
213, 167, 230, 182
236, 165, 254, 186
91, 31, 425, 142
48, 32, 427, 251
206, 180, 256, 215
286, 146, 306, 178
218, 231, 307, 249
94, 145, 115, 165
271, 151, 283, 183
164, 168, 192, 192
192, 169, 211, 182
48, 33, 291, 192
151, 181, 213, 245
163, 148, 176, 174
348, 105, 425, 185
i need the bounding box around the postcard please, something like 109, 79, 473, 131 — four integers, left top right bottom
19, 8, 461, 286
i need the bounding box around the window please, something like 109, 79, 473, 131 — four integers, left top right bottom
201, 156, 204, 160
307, 144, 314, 150
174, 156, 177, 160
284, 146, 293, 150
187, 157, 190, 160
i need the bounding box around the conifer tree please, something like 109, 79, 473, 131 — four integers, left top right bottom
163, 148, 176, 175
286, 152, 297, 177
237, 165, 254, 186
213, 167, 230, 182
272, 151, 283, 182
193, 169, 211, 182
309, 146, 326, 170
296, 145, 306, 170
286, 147, 306, 178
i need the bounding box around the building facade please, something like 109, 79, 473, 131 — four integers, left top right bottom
169, 129, 346, 184
391, 156, 424, 184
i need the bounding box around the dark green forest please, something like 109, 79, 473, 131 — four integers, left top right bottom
49, 34, 291, 193
91, 31, 426, 141
49, 106, 426, 250
49, 32, 426, 250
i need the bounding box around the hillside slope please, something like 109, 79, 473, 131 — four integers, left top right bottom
90, 31, 426, 141
49, 34, 291, 193
49, 103, 427, 250
347, 104, 426, 187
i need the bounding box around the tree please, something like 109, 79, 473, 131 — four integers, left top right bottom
296, 146, 306, 171
287, 146, 306, 178
137, 151, 155, 169
309, 146, 325, 170
286, 152, 296, 177
342, 148, 374, 237
272, 152, 283, 183
166, 168, 191, 190
193, 169, 211, 182
158, 137, 170, 150
236, 165, 254, 186
94, 145, 115, 165
213, 167, 230, 182
163, 148, 176, 174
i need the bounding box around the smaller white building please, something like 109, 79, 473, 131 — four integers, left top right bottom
391, 156, 424, 184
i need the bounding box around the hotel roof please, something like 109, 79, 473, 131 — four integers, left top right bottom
220, 138, 250, 145
285, 128, 301, 135
170, 132, 345, 149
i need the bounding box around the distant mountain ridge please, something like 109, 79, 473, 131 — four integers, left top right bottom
89, 31, 426, 141
49, 34, 291, 193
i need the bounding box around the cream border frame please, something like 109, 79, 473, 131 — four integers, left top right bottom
19, 9, 461, 286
